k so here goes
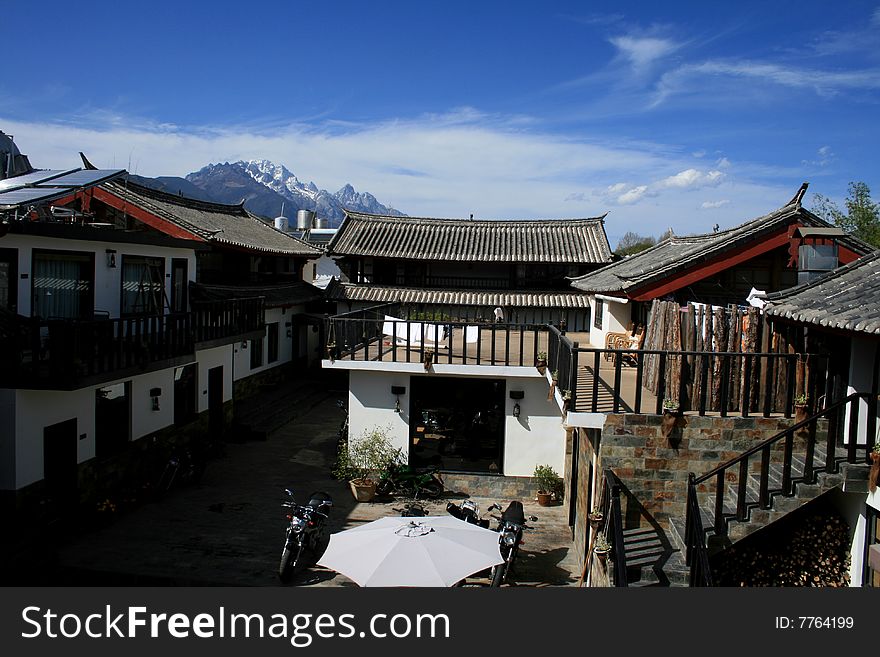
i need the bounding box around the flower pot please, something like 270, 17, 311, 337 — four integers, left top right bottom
588, 513, 604, 530
536, 491, 553, 506
349, 479, 377, 502
795, 403, 809, 425
536, 359, 547, 375
661, 409, 680, 442
594, 547, 610, 563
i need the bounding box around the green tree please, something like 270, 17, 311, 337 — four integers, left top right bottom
811, 182, 880, 248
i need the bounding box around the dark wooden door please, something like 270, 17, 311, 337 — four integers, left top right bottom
208, 366, 224, 440
43, 418, 77, 509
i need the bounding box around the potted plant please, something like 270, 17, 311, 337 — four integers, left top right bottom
588, 508, 604, 530
534, 464, 562, 506
593, 533, 611, 563
536, 351, 548, 375
548, 370, 559, 401
332, 426, 398, 502
794, 393, 809, 424
660, 398, 681, 442
561, 389, 572, 414
423, 348, 434, 371
870, 442, 880, 492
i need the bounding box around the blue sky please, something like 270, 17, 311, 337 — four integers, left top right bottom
3, 0, 879, 246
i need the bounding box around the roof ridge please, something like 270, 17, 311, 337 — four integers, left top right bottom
115, 178, 247, 214
343, 209, 608, 224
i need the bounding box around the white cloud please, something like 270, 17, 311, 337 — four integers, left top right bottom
801, 145, 835, 167
609, 35, 681, 72
617, 185, 650, 204
692, 150, 706, 158
659, 168, 724, 189
653, 59, 880, 106
716, 157, 731, 168
701, 199, 731, 209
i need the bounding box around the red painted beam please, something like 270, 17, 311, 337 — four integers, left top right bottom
630, 229, 793, 301
91, 187, 205, 241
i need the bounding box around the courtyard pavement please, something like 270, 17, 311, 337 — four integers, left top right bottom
41, 374, 581, 588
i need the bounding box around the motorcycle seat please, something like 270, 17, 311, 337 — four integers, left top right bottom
307, 491, 333, 512
501, 501, 525, 525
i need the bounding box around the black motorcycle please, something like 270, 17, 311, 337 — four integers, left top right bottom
446, 499, 490, 529
376, 462, 444, 500
278, 489, 333, 583
487, 501, 537, 587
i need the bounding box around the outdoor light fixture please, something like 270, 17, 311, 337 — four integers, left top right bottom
105, 249, 117, 268
391, 386, 406, 413
509, 390, 524, 417
150, 387, 162, 411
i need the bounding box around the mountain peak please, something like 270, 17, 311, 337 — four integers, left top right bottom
184, 159, 404, 225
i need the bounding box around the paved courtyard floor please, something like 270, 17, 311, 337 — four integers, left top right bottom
38, 376, 580, 588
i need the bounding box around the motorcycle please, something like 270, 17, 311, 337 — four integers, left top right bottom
376, 461, 444, 500
486, 501, 537, 587
278, 489, 333, 583
446, 499, 490, 529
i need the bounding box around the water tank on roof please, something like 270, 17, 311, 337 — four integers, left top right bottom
315, 216, 328, 229
296, 210, 315, 230
274, 215, 288, 231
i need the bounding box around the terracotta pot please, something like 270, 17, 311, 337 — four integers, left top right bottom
588, 513, 604, 530
594, 547, 610, 563
660, 409, 679, 441
536, 491, 553, 507
349, 479, 377, 502
536, 360, 547, 375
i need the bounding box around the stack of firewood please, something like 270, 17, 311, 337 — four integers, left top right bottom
713, 511, 851, 587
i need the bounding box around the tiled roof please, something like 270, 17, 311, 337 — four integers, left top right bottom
570, 197, 873, 295
326, 280, 591, 308
190, 281, 325, 308
103, 180, 322, 257
326, 210, 612, 263
763, 251, 880, 335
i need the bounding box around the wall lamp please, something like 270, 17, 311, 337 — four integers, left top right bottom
509, 390, 524, 418
150, 387, 162, 411
105, 249, 117, 268
391, 385, 406, 413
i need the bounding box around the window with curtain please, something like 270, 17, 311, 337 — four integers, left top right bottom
32, 250, 93, 319
121, 256, 165, 315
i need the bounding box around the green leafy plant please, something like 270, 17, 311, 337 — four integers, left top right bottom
561, 389, 572, 401
794, 393, 808, 406
332, 426, 401, 484
872, 441, 880, 455
594, 533, 611, 553
662, 398, 679, 411
536, 351, 547, 361
533, 464, 563, 497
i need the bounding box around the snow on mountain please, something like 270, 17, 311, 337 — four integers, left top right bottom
184, 159, 404, 226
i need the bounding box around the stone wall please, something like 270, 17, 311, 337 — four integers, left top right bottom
442, 472, 538, 501
599, 413, 795, 532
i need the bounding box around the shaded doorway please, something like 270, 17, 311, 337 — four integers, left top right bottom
43, 418, 77, 508
208, 366, 224, 440
409, 376, 505, 474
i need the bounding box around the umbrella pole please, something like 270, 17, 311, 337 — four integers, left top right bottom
578, 471, 607, 588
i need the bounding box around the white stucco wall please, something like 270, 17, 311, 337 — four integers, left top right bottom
1, 233, 195, 318
196, 345, 234, 410
232, 307, 297, 381
347, 368, 566, 478
588, 295, 631, 348
845, 337, 879, 445
502, 376, 567, 476
348, 370, 412, 455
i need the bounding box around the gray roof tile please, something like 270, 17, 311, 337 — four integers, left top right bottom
327, 281, 591, 308
326, 210, 612, 263
764, 251, 880, 335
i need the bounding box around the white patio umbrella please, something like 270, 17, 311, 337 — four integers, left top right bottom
317, 515, 503, 587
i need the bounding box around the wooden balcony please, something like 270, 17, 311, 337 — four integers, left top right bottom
0, 297, 264, 390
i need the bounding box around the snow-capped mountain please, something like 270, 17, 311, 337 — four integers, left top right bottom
184, 159, 404, 225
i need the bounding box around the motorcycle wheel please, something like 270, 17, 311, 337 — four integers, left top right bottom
490, 562, 508, 587
278, 544, 305, 583
278, 546, 294, 583
420, 480, 444, 499
376, 479, 394, 497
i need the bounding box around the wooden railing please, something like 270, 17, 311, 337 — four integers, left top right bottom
1, 297, 265, 389
325, 307, 550, 368
684, 392, 876, 586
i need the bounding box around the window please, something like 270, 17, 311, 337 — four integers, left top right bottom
32, 250, 94, 319
0, 248, 17, 312
170, 258, 188, 313
250, 335, 264, 369
866, 505, 880, 587
95, 382, 131, 457
121, 255, 165, 315
593, 299, 604, 330
267, 322, 279, 363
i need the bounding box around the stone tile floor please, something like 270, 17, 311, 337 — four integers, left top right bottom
46, 383, 581, 588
